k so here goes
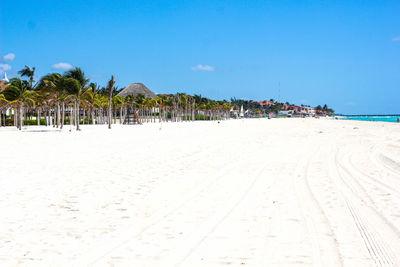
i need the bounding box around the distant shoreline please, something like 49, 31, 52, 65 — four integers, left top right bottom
336, 114, 400, 117
337, 114, 400, 123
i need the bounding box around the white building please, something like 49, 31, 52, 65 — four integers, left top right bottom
239, 105, 244, 118
3, 72, 9, 83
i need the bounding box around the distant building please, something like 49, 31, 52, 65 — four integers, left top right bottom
256, 100, 275, 107
289, 105, 302, 113
239, 105, 244, 117
308, 107, 316, 115
0, 80, 8, 91
278, 110, 291, 116
3, 72, 9, 83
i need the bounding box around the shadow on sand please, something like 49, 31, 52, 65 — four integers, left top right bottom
22, 128, 62, 132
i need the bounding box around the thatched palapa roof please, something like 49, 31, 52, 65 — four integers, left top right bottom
117, 83, 156, 98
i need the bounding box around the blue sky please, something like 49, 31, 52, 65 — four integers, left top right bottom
1, 0, 399, 114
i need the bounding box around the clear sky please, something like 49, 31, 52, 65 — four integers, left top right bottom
1, 0, 399, 114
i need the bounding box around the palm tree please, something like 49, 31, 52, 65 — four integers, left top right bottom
18, 66, 36, 88
153, 96, 163, 123
147, 98, 158, 122
84, 82, 102, 124
107, 76, 115, 129
64, 67, 89, 89
64, 67, 90, 130
135, 93, 145, 122
32, 90, 48, 126
38, 73, 63, 127
2, 78, 36, 130
61, 77, 81, 128
0, 94, 9, 127
179, 93, 189, 121
160, 94, 172, 122
111, 95, 125, 124
38, 73, 82, 128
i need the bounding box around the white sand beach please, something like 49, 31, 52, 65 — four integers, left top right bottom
1, 118, 400, 267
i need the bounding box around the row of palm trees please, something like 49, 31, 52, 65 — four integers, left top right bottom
0, 66, 232, 130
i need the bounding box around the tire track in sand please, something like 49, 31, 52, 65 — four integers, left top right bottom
167, 163, 270, 267
332, 147, 400, 267
293, 146, 343, 267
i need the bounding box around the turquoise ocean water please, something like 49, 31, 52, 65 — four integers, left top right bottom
340, 115, 400, 123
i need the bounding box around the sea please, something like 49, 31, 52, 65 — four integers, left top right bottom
340, 115, 400, 123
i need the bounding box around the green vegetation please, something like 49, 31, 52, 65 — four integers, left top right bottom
315, 104, 334, 114
23, 119, 46, 125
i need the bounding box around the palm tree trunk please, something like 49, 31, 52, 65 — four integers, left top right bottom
19, 103, 23, 130
185, 102, 188, 121
53, 106, 57, 127
44, 109, 47, 126
37, 109, 41, 126
75, 100, 80, 131
91, 108, 95, 125
14, 108, 17, 127
61, 102, 65, 129
191, 103, 194, 121
46, 109, 50, 126
70, 106, 73, 127
51, 107, 55, 127
108, 103, 112, 129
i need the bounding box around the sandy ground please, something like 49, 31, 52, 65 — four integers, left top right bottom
1, 118, 400, 267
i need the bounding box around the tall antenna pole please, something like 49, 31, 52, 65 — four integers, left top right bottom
278, 82, 280, 102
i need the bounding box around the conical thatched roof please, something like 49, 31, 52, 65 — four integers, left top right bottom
117, 83, 156, 98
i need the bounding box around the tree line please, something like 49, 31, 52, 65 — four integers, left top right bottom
315, 104, 334, 114
0, 66, 233, 130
